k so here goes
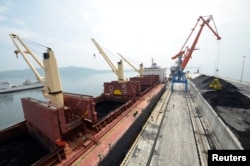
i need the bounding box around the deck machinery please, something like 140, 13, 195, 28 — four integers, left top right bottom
1, 34, 166, 165
170, 15, 221, 91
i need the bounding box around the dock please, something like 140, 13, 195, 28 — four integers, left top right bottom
121, 83, 205, 166
122, 74, 249, 166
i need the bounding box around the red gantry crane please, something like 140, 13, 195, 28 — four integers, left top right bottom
170, 15, 221, 91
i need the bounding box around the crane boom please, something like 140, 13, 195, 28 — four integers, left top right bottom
118, 53, 144, 77
170, 15, 221, 91
172, 15, 221, 71
91, 38, 124, 81
9, 33, 64, 107
9, 34, 45, 83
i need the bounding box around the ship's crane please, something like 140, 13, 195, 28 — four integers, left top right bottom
171, 15, 221, 91
9, 33, 64, 107
9, 34, 100, 146
117, 53, 144, 77
91, 38, 124, 81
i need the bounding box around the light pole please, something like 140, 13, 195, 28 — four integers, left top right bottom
240, 56, 246, 82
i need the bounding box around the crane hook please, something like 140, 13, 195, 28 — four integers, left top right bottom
14, 50, 18, 58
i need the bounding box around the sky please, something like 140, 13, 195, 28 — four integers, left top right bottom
0, 0, 250, 82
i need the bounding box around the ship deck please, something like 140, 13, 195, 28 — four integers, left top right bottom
61, 83, 166, 165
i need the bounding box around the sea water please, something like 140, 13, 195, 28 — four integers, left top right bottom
0, 69, 136, 130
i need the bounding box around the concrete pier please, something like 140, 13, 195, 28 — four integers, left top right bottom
122, 74, 249, 165
122, 84, 201, 166
150, 88, 200, 166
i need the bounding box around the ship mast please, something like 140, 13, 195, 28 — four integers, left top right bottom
9, 33, 64, 107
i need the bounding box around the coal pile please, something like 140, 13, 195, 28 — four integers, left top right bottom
95, 101, 123, 119
202, 90, 250, 109
192, 75, 250, 109
0, 135, 47, 166
191, 74, 250, 149
192, 74, 238, 92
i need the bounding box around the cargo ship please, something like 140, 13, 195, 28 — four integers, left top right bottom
0, 79, 43, 94
0, 34, 166, 166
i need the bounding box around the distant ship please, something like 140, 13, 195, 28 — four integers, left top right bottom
0, 78, 43, 94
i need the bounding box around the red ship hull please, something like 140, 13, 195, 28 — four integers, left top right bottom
0, 75, 166, 166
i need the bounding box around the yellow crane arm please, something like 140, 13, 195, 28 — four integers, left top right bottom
91, 38, 124, 81
9, 33, 64, 107
9, 34, 45, 83
118, 53, 144, 77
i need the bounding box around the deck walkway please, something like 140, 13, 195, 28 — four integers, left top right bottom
122, 83, 200, 166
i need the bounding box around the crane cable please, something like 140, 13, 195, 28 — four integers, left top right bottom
94, 42, 120, 61
213, 15, 221, 77
21, 37, 48, 53
215, 40, 221, 77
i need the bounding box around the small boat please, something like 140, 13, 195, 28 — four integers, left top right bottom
0, 78, 43, 94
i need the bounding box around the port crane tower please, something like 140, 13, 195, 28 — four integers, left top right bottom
91, 38, 124, 82
170, 15, 221, 91
118, 53, 144, 77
